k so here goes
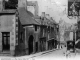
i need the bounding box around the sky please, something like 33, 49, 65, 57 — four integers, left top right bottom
27, 0, 77, 24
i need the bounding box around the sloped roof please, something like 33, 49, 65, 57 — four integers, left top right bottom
34, 16, 58, 27
0, 8, 40, 26
18, 7, 40, 25
27, 11, 34, 17
34, 16, 41, 24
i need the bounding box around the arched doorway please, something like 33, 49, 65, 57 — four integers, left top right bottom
28, 35, 34, 54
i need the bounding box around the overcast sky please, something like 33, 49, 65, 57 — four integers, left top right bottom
27, 0, 77, 24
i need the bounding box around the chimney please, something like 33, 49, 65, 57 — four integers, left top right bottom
45, 14, 50, 20
27, 1, 38, 16
50, 17, 53, 20
41, 12, 45, 19
34, 1, 38, 16
18, 0, 27, 9
40, 12, 45, 25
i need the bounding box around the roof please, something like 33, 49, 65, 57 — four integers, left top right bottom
18, 7, 40, 25
34, 16, 58, 27
27, 11, 34, 17
35, 18, 41, 25
0, 8, 40, 26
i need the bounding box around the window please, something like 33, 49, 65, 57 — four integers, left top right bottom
2, 32, 10, 50
2, 32, 10, 36
20, 32, 23, 43
43, 29, 45, 37
16, 34, 18, 38
35, 25, 37, 31
16, 24, 18, 27
16, 18, 18, 22
16, 30, 18, 33
4, 37, 6, 45
2, 32, 10, 46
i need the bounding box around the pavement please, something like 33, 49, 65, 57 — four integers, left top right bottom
21, 48, 61, 58
0, 47, 62, 59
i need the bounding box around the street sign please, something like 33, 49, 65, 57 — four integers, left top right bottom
68, 0, 80, 16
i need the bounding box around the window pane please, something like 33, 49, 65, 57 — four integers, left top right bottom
16, 18, 18, 22
3, 33, 6, 36
7, 33, 10, 36
16, 24, 18, 27
16, 34, 18, 38
35, 26, 37, 31
4, 37, 6, 45
2, 32, 10, 45
16, 30, 18, 33
8, 37, 10, 44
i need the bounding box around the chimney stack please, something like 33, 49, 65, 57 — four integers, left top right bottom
27, 1, 38, 16
18, 0, 27, 9
41, 12, 45, 19
45, 14, 50, 20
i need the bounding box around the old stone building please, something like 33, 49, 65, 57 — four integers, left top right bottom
35, 12, 59, 51
0, 0, 59, 56
0, 10, 18, 56
0, 7, 40, 56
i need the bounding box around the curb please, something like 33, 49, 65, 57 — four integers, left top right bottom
41, 49, 60, 55
26, 48, 61, 58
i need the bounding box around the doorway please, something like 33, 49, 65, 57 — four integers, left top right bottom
28, 35, 34, 54
2, 32, 10, 51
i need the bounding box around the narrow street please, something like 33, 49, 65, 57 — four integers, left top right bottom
0, 0, 80, 60
26, 47, 80, 60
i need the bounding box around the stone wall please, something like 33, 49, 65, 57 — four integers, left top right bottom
0, 14, 16, 55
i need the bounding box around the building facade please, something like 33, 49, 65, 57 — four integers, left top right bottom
0, 0, 59, 56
